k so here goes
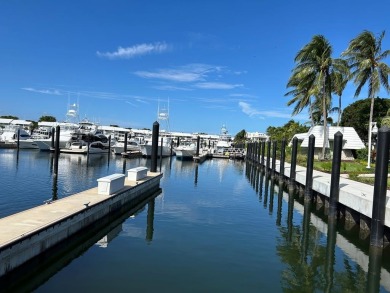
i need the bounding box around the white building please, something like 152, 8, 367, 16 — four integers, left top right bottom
290, 126, 365, 160
246, 131, 269, 142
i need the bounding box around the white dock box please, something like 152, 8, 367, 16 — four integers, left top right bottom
97, 173, 125, 195
127, 167, 148, 181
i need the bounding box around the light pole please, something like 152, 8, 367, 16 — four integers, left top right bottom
367, 121, 378, 169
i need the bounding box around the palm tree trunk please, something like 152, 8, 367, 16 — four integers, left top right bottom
367, 96, 375, 168
309, 99, 314, 127
337, 95, 341, 127
321, 77, 327, 160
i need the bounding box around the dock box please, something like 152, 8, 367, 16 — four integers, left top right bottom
97, 173, 126, 195
127, 167, 148, 181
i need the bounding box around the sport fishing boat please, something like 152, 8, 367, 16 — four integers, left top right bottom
140, 100, 175, 157
174, 142, 198, 160
214, 125, 232, 154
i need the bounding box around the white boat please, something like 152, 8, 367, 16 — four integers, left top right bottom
111, 139, 141, 155
0, 126, 39, 149
214, 125, 232, 154
33, 123, 79, 151
60, 141, 109, 154
19, 127, 53, 149
140, 100, 175, 157
33, 103, 99, 151
140, 135, 174, 157
175, 142, 198, 160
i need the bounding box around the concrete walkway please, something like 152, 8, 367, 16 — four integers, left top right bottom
0, 172, 160, 249
270, 160, 390, 228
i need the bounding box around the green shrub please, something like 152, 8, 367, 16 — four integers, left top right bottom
356, 147, 368, 160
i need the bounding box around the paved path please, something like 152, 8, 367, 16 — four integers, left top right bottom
265, 159, 390, 227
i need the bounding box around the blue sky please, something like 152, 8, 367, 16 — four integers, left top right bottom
1, 1, 389, 135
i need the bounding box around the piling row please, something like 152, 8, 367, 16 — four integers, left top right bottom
245, 127, 390, 248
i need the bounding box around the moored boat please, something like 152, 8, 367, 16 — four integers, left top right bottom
0, 126, 38, 149
60, 141, 109, 154
111, 139, 141, 155
174, 142, 197, 160
214, 125, 232, 154
140, 135, 175, 157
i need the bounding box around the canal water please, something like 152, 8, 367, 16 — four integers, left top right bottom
0, 149, 389, 292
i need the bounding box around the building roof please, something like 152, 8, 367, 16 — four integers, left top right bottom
0, 119, 32, 126
299, 126, 365, 150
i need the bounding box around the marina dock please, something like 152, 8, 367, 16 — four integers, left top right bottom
0, 170, 162, 278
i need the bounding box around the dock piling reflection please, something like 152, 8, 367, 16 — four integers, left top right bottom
146, 199, 155, 243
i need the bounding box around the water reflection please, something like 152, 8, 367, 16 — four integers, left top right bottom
194, 164, 199, 186
367, 246, 383, 293
276, 182, 283, 226
325, 220, 337, 292
269, 177, 275, 214
264, 174, 269, 208
259, 170, 264, 202
51, 175, 58, 201
146, 199, 155, 243
122, 159, 127, 174
245, 163, 390, 292
0, 190, 161, 293
287, 188, 294, 242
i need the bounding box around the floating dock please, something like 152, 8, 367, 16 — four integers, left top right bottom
0, 169, 162, 278
0, 142, 16, 149
121, 150, 143, 158
193, 153, 208, 163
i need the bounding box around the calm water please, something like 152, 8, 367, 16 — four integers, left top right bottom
0, 149, 389, 292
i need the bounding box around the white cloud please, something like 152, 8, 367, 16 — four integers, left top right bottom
134, 63, 223, 83
135, 70, 202, 82
97, 42, 170, 59
22, 88, 62, 95
125, 101, 138, 107
239, 101, 262, 117
239, 101, 307, 120
195, 82, 243, 90
153, 85, 193, 91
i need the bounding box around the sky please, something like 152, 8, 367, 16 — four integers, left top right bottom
1, 0, 389, 136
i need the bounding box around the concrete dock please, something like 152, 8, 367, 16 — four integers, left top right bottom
0, 171, 162, 278
252, 158, 390, 236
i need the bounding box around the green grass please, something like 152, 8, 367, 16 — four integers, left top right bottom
306, 159, 389, 188
281, 147, 389, 188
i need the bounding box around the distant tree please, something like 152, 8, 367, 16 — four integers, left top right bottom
38, 115, 56, 122
0, 115, 19, 119
340, 98, 390, 141
381, 109, 390, 127
266, 120, 309, 142
234, 129, 246, 144
27, 120, 38, 132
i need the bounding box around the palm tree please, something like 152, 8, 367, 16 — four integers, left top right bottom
342, 30, 390, 168
285, 73, 316, 127
286, 35, 335, 159
311, 93, 333, 125
331, 59, 350, 126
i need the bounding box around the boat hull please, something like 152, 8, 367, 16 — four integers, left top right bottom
140, 144, 173, 157
111, 143, 140, 155
175, 148, 197, 160
18, 139, 40, 149
34, 139, 69, 151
